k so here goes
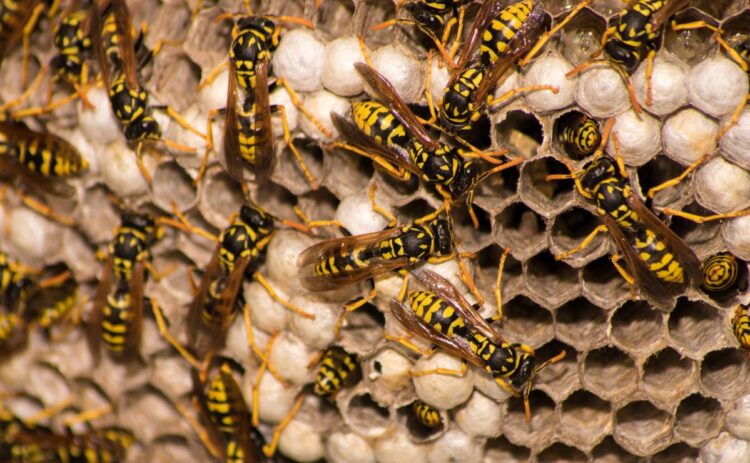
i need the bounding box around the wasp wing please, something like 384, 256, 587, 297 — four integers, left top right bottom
223, 63, 245, 183
124, 259, 146, 360
252, 57, 275, 180
88, 255, 113, 364
455, 0, 510, 69
88, 0, 111, 86
110, 0, 140, 88
187, 243, 222, 348
190, 368, 228, 461
651, 0, 690, 29
354, 62, 440, 151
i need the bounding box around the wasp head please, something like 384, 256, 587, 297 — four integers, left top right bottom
431, 219, 455, 257
240, 204, 274, 231
603, 40, 640, 74
125, 117, 161, 142
404, 3, 445, 34
581, 156, 616, 194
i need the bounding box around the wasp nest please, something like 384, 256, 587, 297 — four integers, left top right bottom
2, 0, 750, 462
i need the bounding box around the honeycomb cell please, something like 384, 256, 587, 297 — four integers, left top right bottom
691, 0, 741, 19
665, 10, 716, 66
400, 402, 444, 442
700, 348, 749, 401
503, 390, 557, 449
558, 6, 606, 66
501, 295, 555, 347
631, 56, 689, 117
519, 156, 576, 217
524, 252, 579, 308
484, 436, 531, 462
581, 256, 631, 309
493, 202, 547, 260
582, 346, 638, 402
475, 244, 524, 304
605, 110, 662, 167
151, 161, 197, 212
591, 436, 641, 463
550, 207, 609, 268
642, 348, 696, 408
614, 400, 673, 457
668, 299, 726, 359
559, 389, 612, 450
555, 298, 608, 352
536, 442, 587, 462
198, 167, 245, 228
493, 110, 544, 160
675, 393, 723, 446
651, 442, 700, 463
322, 148, 374, 199
636, 156, 690, 208
473, 163, 520, 214
611, 301, 666, 357
535, 341, 580, 401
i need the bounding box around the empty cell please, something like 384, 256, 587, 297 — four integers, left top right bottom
324, 148, 374, 197
614, 401, 672, 457
636, 156, 688, 207
198, 169, 245, 228
550, 207, 608, 267
668, 203, 722, 256
642, 348, 696, 406
484, 436, 531, 462
504, 390, 556, 449
343, 393, 391, 439
588, 0, 622, 17
151, 161, 197, 211
394, 198, 437, 225
494, 203, 547, 259
501, 295, 555, 346
451, 205, 493, 252
536, 442, 587, 463
555, 298, 608, 351
591, 436, 641, 463
581, 256, 631, 309
474, 163, 520, 209
668, 299, 725, 358
535, 341, 580, 400
651, 442, 700, 463
475, 245, 524, 305
559, 390, 612, 449
525, 252, 580, 308
558, 7, 606, 65
690, 0, 739, 19
582, 346, 638, 402
701, 348, 749, 400
494, 110, 544, 159
675, 393, 723, 445
519, 157, 575, 216
611, 301, 665, 355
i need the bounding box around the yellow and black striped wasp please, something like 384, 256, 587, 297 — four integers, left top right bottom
331, 62, 519, 228
554, 111, 602, 160
0, 252, 35, 313
701, 252, 748, 302
567, 0, 691, 112
312, 346, 361, 399
89, 0, 197, 182
191, 355, 281, 463
411, 400, 443, 429
297, 208, 455, 292
6, 425, 134, 463
733, 304, 750, 357
436, 0, 590, 138
389, 268, 564, 421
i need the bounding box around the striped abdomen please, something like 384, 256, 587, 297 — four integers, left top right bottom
314, 347, 359, 397
352, 101, 411, 149
101, 289, 134, 353
733, 305, 750, 351
409, 290, 467, 338
479, 0, 534, 65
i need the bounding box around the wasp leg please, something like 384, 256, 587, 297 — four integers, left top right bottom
17, 191, 76, 226
253, 272, 315, 319
411, 359, 468, 377
368, 183, 397, 226
446, 6, 465, 61
493, 247, 511, 322
62, 404, 113, 427
163, 204, 219, 242
335, 288, 377, 339
177, 399, 222, 458
252, 331, 280, 427
262, 395, 304, 457
370, 20, 458, 70
357, 35, 376, 69
0, 65, 49, 113
198, 61, 228, 91
646, 153, 710, 198
456, 251, 483, 307
268, 103, 319, 190
329, 142, 412, 180
720, 94, 750, 139
609, 131, 628, 179
292, 205, 342, 231
413, 205, 447, 225
565, 59, 608, 78
520, 0, 592, 67
644, 49, 656, 107
135, 142, 154, 184
148, 105, 207, 140
487, 85, 560, 108
150, 298, 201, 369
20, 4, 45, 87
24, 396, 74, 426
555, 224, 608, 261
660, 208, 750, 224
243, 303, 287, 386
274, 78, 332, 138
610, 253, 636, 300
423, 50, 439, 125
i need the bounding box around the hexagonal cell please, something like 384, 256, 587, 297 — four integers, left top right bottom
494, 110, 544, 159
559, 390, 612, 450
395, 198, 440, 225
451, 204, 493, 252
550, 207, 608, 268
151, 161, 197, 212
611, 301, 666, 357
493, 202, 547, 260
669, 203, 723, 257
198, 168, 245, 228
519, 156, 576, 216
475, 244, 524, 304
551, 110, 601, 160
701, 253, 749, 305
651, 442, 700, 463
500, 295, 555, 347
591, 436, 641, 463
323, 147, 375, 198
485, 435, 531, 462
399, 402, 444, 442
474, 162, 521, 214
536, 442, 587, 462
635, 156, 689, 208
700, 348, 749, 400
691, 0, 740, 19
558, 7, 606, 66
614, 401, 673, 457
535, 341, 580, 401
581, 256, 631, 309
674, 393, 723, 446
503, 390, 557, 449
665, 10, 717, 65
582, 346, 638, 402
274, 138, 325, 196
524, 252, 580, 308
555, 298, 608, 351
341, 392, 392, 438
668, 299, 725, 359
338, 299, 385, 355
642, 348, 696, 408
296, 187, 340, 226
589, 0, 624, 17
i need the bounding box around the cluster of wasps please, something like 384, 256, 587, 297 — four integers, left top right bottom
0, 0, 749, 461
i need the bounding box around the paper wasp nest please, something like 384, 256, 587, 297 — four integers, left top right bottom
2, 0, 750, 461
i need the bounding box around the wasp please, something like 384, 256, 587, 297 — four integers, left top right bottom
733, 304, 750, 355
0, 252, 34, 312
312, 346, 361, 399
554, 111, 601, 160
191, 356, 280, 463
331, 62, 519, 228
0, 0, 61, 84
701, 252, 747, 301
567, 0, 690, 111
297, 209, 455, 292
390, 268, 564, 421
412, 400, 442, 429
3, 424, 134, 463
